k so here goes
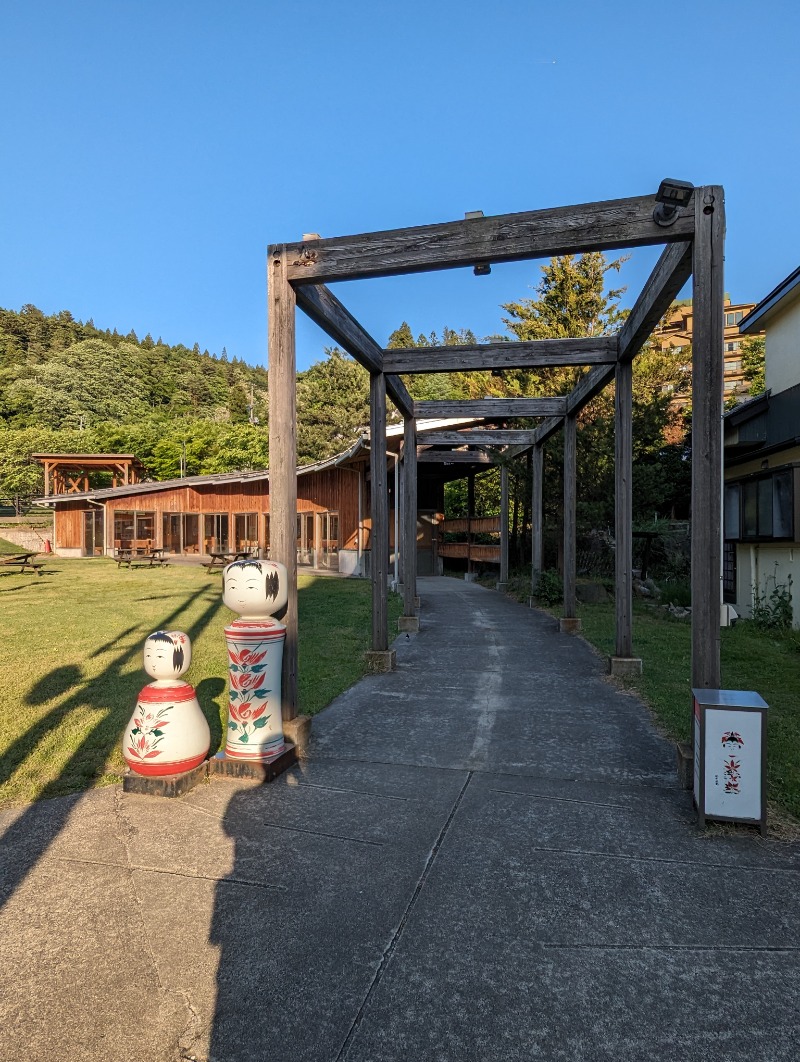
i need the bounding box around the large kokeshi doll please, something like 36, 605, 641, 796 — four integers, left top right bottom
222, 559, 288, 761
123, 630, 210, 776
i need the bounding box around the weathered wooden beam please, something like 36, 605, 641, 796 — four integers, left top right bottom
615, 359, 634, 659
385, 374, 415, 421
414, 398, 567, 419
531, 444, 543, 593
293, 282, 382, 372
403, 418, 417, 617
532, 416, 563, 446
370, 372, 389, 651
499, 465, 509, 585
416, 450, 494, 464
416, 430, 537, 446
566, 364, 616, 416
467, 473, 475, 574
382, 337, 618, 374
284, 192, 696, 283
267, 246, 298, 720
563, 414, 577, 620
618, 240, 694, 363
691, 186, 725, 690
292, 282, 413, 417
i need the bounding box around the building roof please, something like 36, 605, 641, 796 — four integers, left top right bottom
33, 417, 488, 507
740, 265, 800, 335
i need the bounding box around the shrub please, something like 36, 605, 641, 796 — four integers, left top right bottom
534, 568, 563, 606
751, 569, 793, 632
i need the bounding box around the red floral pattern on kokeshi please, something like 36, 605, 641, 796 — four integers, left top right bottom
223, 619, 286, 761
123, 681, 210, 777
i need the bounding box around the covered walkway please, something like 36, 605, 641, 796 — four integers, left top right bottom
1, 580, 798, 1061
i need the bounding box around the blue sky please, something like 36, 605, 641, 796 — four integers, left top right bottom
2, 0, 798, 370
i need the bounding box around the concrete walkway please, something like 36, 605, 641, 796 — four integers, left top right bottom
1, 578, 799, 1061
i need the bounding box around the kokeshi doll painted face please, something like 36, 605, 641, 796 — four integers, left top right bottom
142, 630, 191, 683
222, 559, 288, 620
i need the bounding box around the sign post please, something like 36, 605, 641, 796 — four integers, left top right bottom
693, 688, 768, 836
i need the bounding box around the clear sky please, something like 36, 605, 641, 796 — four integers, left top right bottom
2, 0, 798, 371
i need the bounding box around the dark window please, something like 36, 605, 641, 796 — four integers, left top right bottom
723, 542, 736, 603
728, 469, 795, 542
742, 482, 758, 537
724, 484, 740, 539
774, 472, 793, 538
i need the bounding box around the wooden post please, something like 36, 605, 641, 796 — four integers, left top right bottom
611, 359, 640, 675
400, 417, 419, 631
367, 372, 394, 669
498, 465, 509, 589
531, 444, 543, 600
692, 186, 725, 691
467, 473, 475, 574
560, 415, 581, 632
267, 246, 299, 721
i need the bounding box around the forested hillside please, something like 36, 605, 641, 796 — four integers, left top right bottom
1, 255, 692, 533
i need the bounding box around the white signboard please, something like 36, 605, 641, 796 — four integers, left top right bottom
703, 708, 762, 820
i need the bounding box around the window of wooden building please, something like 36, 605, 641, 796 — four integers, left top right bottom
319, 511, 339, 570
297, 512, 314, 566
83, 510, 104, 556
235, 513, 259, 552
204, 514, 229, 553
114, 511, 155, 551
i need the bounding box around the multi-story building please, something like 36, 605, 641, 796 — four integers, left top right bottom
653, 297, 761, 410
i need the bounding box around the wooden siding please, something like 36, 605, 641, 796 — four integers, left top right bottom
52, 466, 368, 555
438, 543, 501, 562
54, 501, 92, 550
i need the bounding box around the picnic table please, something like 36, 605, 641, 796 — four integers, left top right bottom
116, 548, 169, 569
0, 552, 43, 576
204, 549, 258, 572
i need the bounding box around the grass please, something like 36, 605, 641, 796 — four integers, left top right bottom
0, 537, 25, 555
0, 558, 402, 807
525, 584, 800, 822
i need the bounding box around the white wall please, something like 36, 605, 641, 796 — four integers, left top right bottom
765, 286, 800, 395
735, 543, 799, 628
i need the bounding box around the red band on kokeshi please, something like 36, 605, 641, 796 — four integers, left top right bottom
124, 752, 207, 776
137, 682, 198, 703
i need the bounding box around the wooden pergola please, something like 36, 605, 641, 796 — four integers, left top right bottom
268, 184, 724, 737
33, 453, 144, 496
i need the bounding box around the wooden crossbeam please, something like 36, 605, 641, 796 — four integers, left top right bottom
282, 193, 695, 284
293, 283, 413, 417
414, 398, 566, 418
416, 430, 537, 446
382, 337, 618, 374
417, 450, 494, 464
532, 416, 564, 446
618, 241, 694, 362
566, 364, 616, 415
554, 242, 695, 419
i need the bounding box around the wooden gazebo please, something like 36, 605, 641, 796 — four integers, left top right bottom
268, 183, 724, 744
33, 453, 144, 497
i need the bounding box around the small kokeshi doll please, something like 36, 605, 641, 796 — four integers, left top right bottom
123, 630, 210, 777
221, 559, 288, 762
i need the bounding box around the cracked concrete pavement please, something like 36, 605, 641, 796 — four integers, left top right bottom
1, 577, 799, 1061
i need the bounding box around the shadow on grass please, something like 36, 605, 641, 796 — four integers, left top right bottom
197, 676, 226, 754
0, 584, 222, 912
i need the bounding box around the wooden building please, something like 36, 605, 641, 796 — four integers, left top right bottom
34, 424, 484, 577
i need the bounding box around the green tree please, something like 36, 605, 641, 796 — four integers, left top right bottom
741, 336, 766, 397
296, 348, 370, 463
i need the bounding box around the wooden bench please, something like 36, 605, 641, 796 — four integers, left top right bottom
0, 553, 43, 576
117, 549, 168, 569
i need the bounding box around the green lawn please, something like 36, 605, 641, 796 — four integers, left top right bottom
0, 558, 402, 807
563, 599, 800, 822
